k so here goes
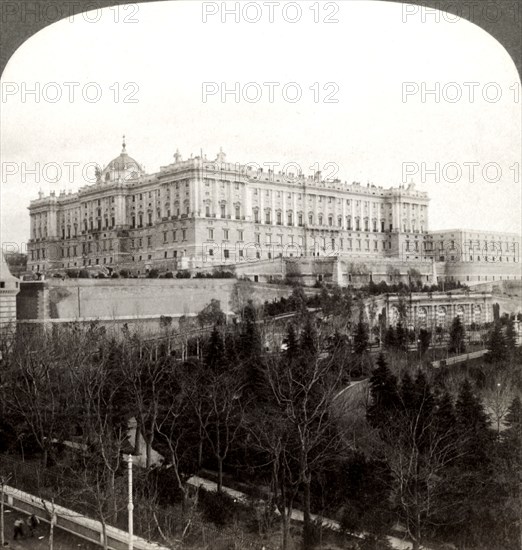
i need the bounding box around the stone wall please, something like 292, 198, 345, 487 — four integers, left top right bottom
16, 278, 297, 333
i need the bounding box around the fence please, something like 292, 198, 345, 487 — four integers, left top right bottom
2, 484, 171, 550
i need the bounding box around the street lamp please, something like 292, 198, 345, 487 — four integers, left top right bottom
127, 453, 134, 550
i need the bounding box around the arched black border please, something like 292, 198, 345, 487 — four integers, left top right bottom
0, 0, 520, 79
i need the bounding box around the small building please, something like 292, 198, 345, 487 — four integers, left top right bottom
0, 250, 20, 346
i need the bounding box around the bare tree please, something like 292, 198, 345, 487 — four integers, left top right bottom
193, 366, 248, 493
154, 361, 200, 513
260, 346, 348, 549
378, 394, 465, 550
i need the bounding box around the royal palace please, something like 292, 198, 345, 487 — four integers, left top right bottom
27, 140, 520, 285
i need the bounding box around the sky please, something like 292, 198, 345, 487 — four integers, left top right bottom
1, 0, 521, 250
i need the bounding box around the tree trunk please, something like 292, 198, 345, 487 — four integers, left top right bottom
146, 436, 152, 469
217, 457, 223, 493
0, 483, 5, 547
48, 512, 55, 550
102, 521, 108, 550
302, 479, 313, 550
282, 511, 292, 550
111, 471, 118, 523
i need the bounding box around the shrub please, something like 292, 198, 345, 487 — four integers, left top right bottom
199, 490, 236, 526
164, 271, 174, 279
176, 270, 191, 279
111, 272, 119, 278
119, 269, 130, 278
147, 268, 160, 279
78, 269, 90, 278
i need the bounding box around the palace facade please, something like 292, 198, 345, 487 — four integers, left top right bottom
27, 141, 433, 274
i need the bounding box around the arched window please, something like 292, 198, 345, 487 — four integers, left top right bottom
309, 213, 314, 225
473, 305, 482, 324
221, 204, 226, 218
417, 307, 427, 328
287, 211, 293, 226
436, 306, 446, 327
364, 218, 369, 232
328, 216, 333, 227
355, 217, 360, 231
347, 216, 352, 230
456, 306, 465, 323
318, 214, 323, 226
338, 217, 342, 228
298, 213, 303, 226
276, 211, 282, 225
254, 209, 259, 223
205, 205, 210, 217
235, 205, 240, 220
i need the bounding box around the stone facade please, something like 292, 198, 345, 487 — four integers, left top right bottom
27, 142, 433, 274
375, 292, 493, 330
0, 251, 20, 343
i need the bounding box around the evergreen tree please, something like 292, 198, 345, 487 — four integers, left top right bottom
395, 321, 407, 352
399, 371, 415, 411
433, 390, 456, 436
353, 316, 369, 356
205, 325, 225, 372
449, 316, 466, 354
283, 323, 300, 363
299, 315, 318, 360
504, 395, 522, 450
417, 328, 431, 356
367, 353, 398, 429
455, 379, 491, 464
383, 326, 396, 350
504, 317, 517, 358
487, 323, 507, 363
240, 301, 262, 358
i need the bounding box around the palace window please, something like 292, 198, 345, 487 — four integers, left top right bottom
221, 204, 226, 218
208, 228, 214, 239
235, 205, 240, 220
223, 229, 229, 240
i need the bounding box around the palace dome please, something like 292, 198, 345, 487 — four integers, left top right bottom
101, 137, 144, 183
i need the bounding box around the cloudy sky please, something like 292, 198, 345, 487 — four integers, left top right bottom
1, 0, 520, 249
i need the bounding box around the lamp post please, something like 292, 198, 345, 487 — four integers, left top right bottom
127, 453, 134, 550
